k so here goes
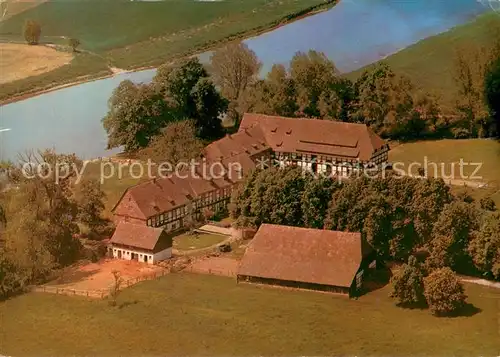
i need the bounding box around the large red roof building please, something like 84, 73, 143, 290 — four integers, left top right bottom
110, 114, 388, 263
237, 224, 375, 296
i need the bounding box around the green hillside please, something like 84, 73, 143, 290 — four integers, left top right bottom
347, 12, 500, 111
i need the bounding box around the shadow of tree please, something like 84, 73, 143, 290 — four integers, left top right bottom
358, 266, 392, 296
440, 303, 482, 318
396, 301, 428, 311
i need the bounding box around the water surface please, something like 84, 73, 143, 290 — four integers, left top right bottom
0, 0, 492, 161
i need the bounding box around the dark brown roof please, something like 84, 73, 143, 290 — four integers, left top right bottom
112, 155, 257, 219
239, 113, 387, 161
238, 224, 364, 288
110, 222, 165, 250
203, 125, 269, 162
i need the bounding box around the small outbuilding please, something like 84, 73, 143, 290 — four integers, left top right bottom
237, 224, 375, 297
109, 222, 173, 264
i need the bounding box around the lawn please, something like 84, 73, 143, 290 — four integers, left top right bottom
347, 12, 500, 111
0, 0, 335, 102
389, 138, 500, 206
173, 233, 227, 251
1, 273, 498, 356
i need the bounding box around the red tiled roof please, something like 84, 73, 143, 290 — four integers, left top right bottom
110, 222, 166, 250
239, 113, 387, 161
238, 224, 365, 288
203, 125, 269, 162
112, 157, 255, 219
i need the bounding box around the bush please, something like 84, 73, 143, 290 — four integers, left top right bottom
68, 38, 80, 52
423, 267, 467, 315
389, 256, 425, 306
451, 128, 470, 139
480, 197, 496, 211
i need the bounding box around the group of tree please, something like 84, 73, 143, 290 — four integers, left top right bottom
390, 257, 467, 316
230, 167, 500, 280
102, 41, 500, 158
453, 38, 500, 138
238, 50, 452, 140
103, 58, 228, 154
229, 167, 339, 230
0, 150, 109, 299
215, 43, 500, 139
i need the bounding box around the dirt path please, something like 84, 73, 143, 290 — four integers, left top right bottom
461, 277, 500, 289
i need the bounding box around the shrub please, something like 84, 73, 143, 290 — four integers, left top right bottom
389, 256, 425, 306
423, 267, 467, 315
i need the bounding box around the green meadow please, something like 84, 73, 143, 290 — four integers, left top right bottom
1, 273, 499, 356
0, 0, 334, 101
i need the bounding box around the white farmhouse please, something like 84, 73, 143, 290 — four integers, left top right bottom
109, 222, 172, 264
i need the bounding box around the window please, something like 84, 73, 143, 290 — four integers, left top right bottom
147, 219, 152, 226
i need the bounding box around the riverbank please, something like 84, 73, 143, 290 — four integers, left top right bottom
0, 0, 335, 106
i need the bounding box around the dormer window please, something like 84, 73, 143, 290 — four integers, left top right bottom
286, 129, 292, 135
271, 127, 277, 133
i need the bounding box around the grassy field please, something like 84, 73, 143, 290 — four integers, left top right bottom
347, 12, 500, 111
1, 273, 498, 356
0, 43, 73, 84
389, 139, 500, 206
0, 0, 334, 102
173, 233, 226, 251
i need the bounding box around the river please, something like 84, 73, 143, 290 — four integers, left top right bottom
0, 0, 493, 161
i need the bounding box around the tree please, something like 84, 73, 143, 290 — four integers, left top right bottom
109, 270, 123, 307
390, 256, 425, 305
153, 58, 227, 139
146, 120, 204, 165
75, 179, 106, 234
484, 56, 500, 137
428, 201, 480, 270
242, 64, 298, 117
68, 38, 80, 52
468, 212, 500, 279
190, 78, 227, 139
290, 50, 339, 117
102, 80, 171, 151
10, 150, 82, 267
454, 46, 492, 137
318, 78, 357, 122
301, 176, 338, 229
23, 20, 41, 45
424, 267, 467, 315
210, 42, 261, 125
353, 63, 435, 140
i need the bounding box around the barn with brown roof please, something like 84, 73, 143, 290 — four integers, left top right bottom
109, 222, 173, 264
237, 224, 375, 297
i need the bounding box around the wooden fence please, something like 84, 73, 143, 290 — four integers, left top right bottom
33, 269, 170, 299
184, 265, 236, 278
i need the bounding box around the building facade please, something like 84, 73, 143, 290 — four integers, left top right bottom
111, 114, 389, 256
109, 222, 173, 264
